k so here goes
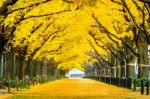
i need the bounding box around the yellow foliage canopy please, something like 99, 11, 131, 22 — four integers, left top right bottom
0, 0, 146, 70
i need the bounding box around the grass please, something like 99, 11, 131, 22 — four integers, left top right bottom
1, 78, 150, 99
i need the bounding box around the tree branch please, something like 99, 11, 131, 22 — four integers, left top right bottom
92, 13, 139, 57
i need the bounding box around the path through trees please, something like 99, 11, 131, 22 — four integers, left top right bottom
9, 79, 150, 99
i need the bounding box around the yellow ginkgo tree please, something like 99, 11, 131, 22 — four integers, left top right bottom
0, 0, 150, 80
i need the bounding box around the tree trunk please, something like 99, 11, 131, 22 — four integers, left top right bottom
5, 51, 15, 79
138, 33, 149, 78
33, 61, 37, 77
25, 59, 32, 80
0, 53, 4, 77
18, 55, 25, 80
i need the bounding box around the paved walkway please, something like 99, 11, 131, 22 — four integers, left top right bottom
8, 79, 150, 99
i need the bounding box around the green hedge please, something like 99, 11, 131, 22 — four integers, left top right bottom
133, 79, 150, 87
9, 80, 28, 88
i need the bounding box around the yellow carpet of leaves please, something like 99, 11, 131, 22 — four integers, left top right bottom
1, 78, 150, 99
0, 95, 11, 99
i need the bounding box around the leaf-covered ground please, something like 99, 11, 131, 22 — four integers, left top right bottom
1, 78, 150, 99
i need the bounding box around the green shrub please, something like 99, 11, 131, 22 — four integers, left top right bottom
0, 76, 6, 81
133, 79, 149, 87
10, 80, 17, 88
18, 80, 28, 88
9, 80, 28, 88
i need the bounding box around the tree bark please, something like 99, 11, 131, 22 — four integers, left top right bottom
138, 32, 149, 78
18, 55, 25, 80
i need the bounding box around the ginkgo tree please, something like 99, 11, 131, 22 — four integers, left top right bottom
84, 0, 150, 78
0, 0, 93, 80
0, 0, 150, 82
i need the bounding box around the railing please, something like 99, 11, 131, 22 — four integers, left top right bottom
86, 63, 150, 95
86, 76, 150, 95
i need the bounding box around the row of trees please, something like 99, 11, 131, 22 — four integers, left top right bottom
0, 0, 96, 81
0, 0, 77, 81
1, 0, 150, 83
85, 0, 150, 79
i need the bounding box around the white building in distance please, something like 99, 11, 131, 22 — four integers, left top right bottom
65, 68, 85, 78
